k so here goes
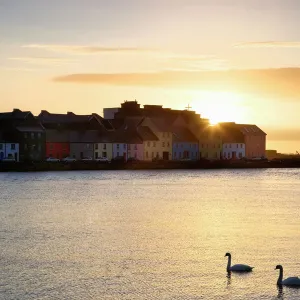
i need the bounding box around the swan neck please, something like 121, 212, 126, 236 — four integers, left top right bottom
227, 255, 231, 271
277, 268, 283, 285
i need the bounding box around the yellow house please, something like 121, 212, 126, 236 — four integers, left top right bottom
141, 117, 173, 160
187, 122, 222, 160
136, 125, 159, 161
198, 126, 222, 160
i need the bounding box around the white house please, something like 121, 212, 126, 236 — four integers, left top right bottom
112, 143, 127, 160
222, 143, 245, 160
0, 142, 19, 161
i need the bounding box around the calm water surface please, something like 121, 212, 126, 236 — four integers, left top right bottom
1, 169, 300, 299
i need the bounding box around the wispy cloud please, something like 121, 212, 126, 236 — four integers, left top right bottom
22, 44, 152, 54
266, 128, 300, 141
164, 55, 228, 71
8, 57, 76, 65
234, 41, 300, 48
53, 68, 300, 99
0, 66, 37, 72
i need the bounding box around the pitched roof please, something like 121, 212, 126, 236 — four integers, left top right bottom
150, 117, 176, 132
38, 111, 91, 124
172, 127, 198, 143
137, 126, 159, 141
0, 109, 31, 121
237, 124, 267, 136
45, 129, 70, 142
69, 130, 103, 143
218, 123, 244, 143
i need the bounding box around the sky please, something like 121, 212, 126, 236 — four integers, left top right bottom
0, 0, 300, 153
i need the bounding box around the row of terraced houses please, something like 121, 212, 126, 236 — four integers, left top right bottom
0, 101, 266, 162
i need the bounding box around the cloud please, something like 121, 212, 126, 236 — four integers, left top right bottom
266, 128, 300, 141
234, 41, 300, 48
53, 68, 300, 99
8, 57, 76, 65
164, 55, 228, 71
22, 44, 152, 54
0, 66, 37, 72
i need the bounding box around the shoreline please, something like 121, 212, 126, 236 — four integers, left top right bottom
1, 160, 300, 172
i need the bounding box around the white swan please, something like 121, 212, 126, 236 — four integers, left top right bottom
225, 252, 254, 272
275, 265, 300, 286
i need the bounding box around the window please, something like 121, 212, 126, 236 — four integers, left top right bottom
117, 144, 119, 149
156, 152, 159, 158
229, 144, 231, 148
117, 152, 119, 156
103, 144, 107, 150
174, 152, 177, 158
38, 132, 41, 138
162, 142, 165, 147
153, 142, 156, 147
31, 132, 34, 139
147, 141, 150, 147
0, 144, 3, 150
95, 152, 98, 159
123, 144, 126, 149
167, 142, 170, 147
239, 152, 242, 159
80, 152, 83, 159
134, 152, 137, 158
225, 145, 227, 148
146, 151, 148, 158
128, 144, 131, 150
179, 152, 182, 158
240, 144, 243, 148
196, 151, 198, 158
102, 152, 107, 157
95, 144, 98, 150
152, 152, 154, 158
86, 144, 90, 149
134, 144, 137, 150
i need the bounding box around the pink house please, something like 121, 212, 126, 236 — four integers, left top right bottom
237, 124, 266, 158
219, 123, 267, 159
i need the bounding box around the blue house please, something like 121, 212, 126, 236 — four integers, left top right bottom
172, 127, 199, 160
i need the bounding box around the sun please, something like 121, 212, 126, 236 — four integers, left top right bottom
189, 91, 248, 124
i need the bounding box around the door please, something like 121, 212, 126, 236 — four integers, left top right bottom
163, 151, 169, 160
